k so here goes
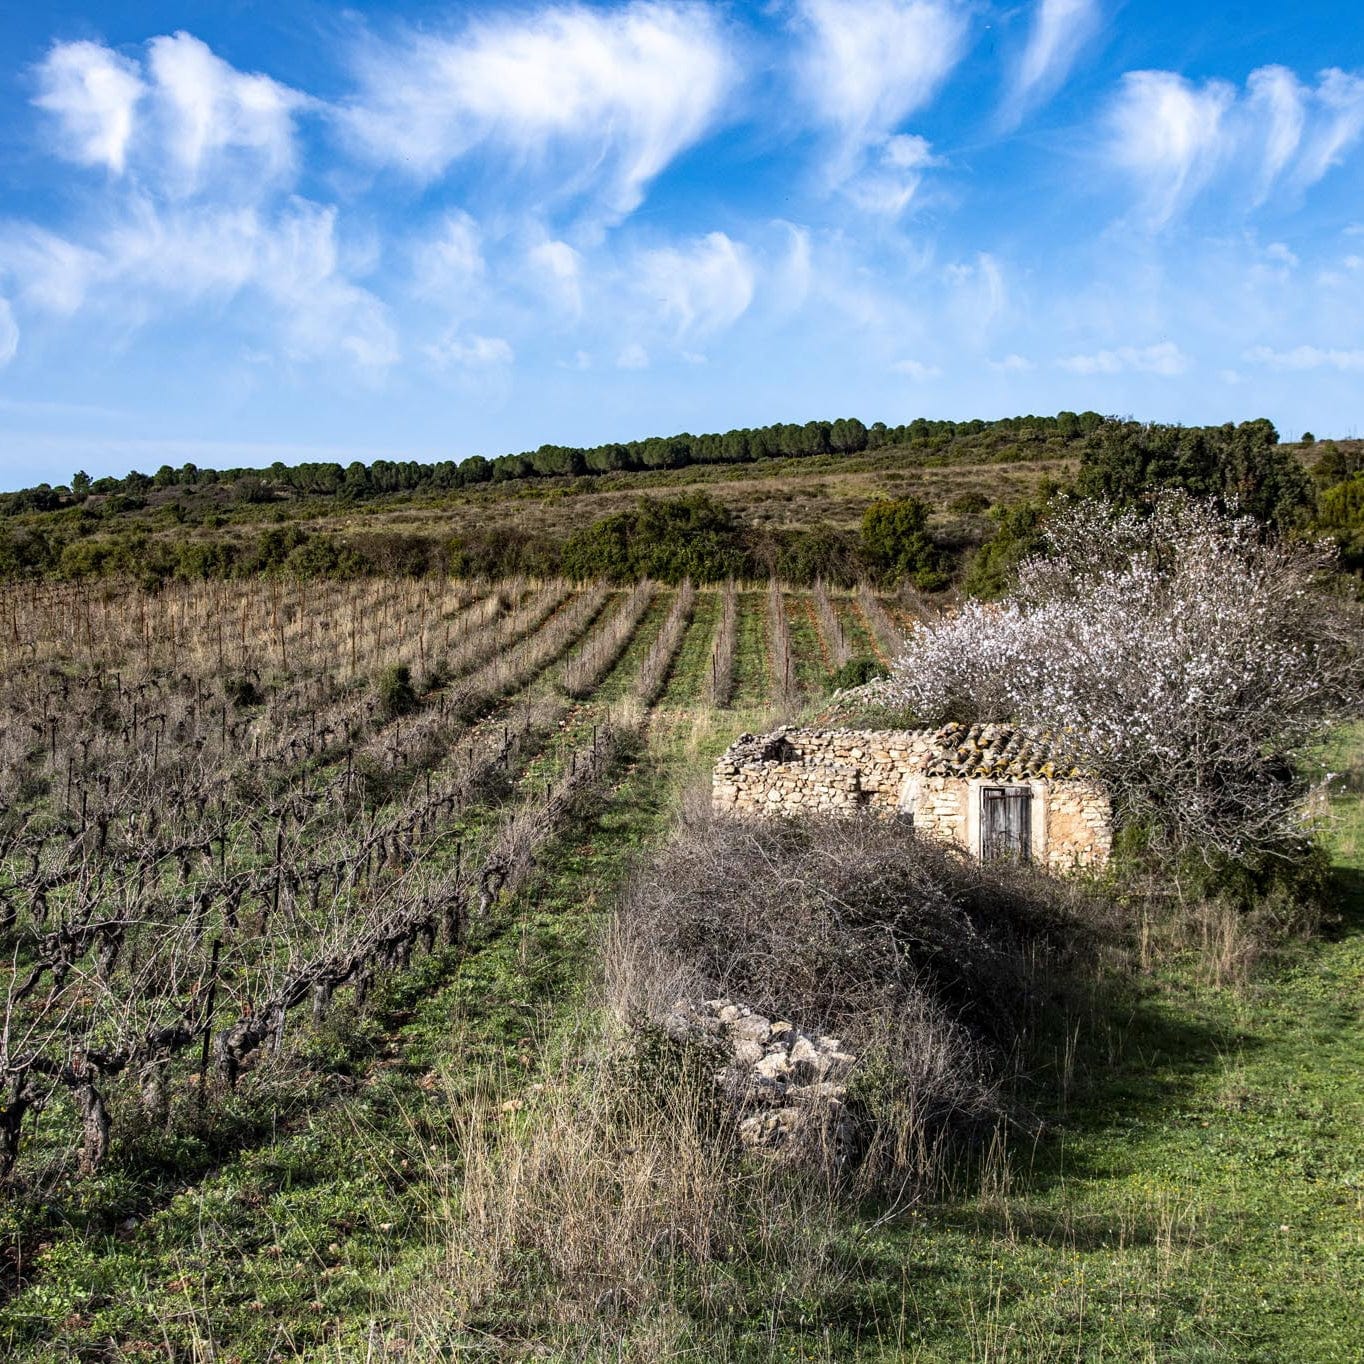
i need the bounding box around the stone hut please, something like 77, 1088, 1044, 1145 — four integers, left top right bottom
712, 722, 1111, 873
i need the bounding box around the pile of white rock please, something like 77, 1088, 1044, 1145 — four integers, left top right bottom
664, 998, 859, 1165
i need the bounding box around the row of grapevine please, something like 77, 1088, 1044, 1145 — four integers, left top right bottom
562, 583, 656, 699
635, 582, 696, 706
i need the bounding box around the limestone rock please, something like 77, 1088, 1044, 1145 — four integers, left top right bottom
663, 997, 860, 1167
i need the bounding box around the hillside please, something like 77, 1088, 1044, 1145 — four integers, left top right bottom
0, 414, 1353, 588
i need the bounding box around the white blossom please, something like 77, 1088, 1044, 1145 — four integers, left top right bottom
878, 495, 1362, 861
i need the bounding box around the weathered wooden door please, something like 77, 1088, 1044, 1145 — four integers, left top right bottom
981, 787, 1031, 863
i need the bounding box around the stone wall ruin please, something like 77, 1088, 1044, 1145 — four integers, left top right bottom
712, 725, 1111, 873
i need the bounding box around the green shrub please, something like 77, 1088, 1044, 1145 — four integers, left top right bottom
963, 497, 1051, 598
948, 491, 991, 514
375, 663, 417, 719
828, 655, 889, 690
561, 493, 750, 583
1076, 417, 1312, 529
860, 496, 947, 589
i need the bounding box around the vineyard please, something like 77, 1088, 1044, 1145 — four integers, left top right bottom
0, 574, 914, 1356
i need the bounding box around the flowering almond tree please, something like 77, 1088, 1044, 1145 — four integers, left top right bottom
879, 495, 1362, 862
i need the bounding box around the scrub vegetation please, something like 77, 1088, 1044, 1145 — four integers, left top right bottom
1, 413, 1358, 593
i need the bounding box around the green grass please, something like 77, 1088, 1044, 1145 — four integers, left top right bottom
0, 733, 656, 1361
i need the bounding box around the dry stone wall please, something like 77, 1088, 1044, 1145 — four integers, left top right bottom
908, 776, 969, 847
711, 728, 934, 816
1043, 781, 1112, 872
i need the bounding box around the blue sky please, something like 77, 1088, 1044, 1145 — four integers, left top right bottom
0, 1, 1361, 489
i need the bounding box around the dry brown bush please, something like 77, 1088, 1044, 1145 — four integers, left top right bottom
856, 582, 904, 659
766, 578, 794, 704
813, 579, 852, 670
606, 808, 1115, 1190
562, 581, 655, 698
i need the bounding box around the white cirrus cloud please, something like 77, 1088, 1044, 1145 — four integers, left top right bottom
427, 332, 514, 369
1107, 71, 1235, 226
990, 353, 1035, 372
0, 299, 18, 367
1108, 64, 1364, 225
144, 32, 307, 188
1003, 0, 1102, 127
794, 0, 969, 150
33, 40, 146, 173
34, 33, 306, 192
1244, 344, 1364, 372
893, 358, 942, 380
1297, 67, 1364, 185
843, 133, 940, 215
632, 231, 754, 338
17, 34, 385, 374
617, 342, 650, 369
0, 200, 397, 373
0, 225, 102, 316
527, 238, 584, 316
792, 0, 968, 211
1245, 65, 1307, 199
414, 212, 486, 298
344, 2, 734, 223
945, 251, 1007, 340
1059, 342, 1189, 376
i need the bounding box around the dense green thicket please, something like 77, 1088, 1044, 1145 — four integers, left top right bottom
561, 495, 749, 583
860, 495, 948, 590
1316, 473, 1364, 572
1075, 417, 1311, 528
962, 418, 1335, 598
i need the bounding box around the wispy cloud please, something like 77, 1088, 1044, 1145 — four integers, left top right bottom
1246, 65, 1306, 198
842, 134, 940, 215
35, 33, 306, 192
17, 34, 391, 374
1003, 0, 1102, 127
144, 33, 307, 190
343, 3, 735, 225
893, 357, 942, 379
0, 299, 17, 367
412, 212, 486, 299
1107, 71, 1235, 226
1060, 341, 1189, 375
33, 40, 145, 172
1107, 64, 1364, 225
427, 332, 514, 369
1245, 344, 1364, 372
792, 0, 969, 211
0, 195, 398, 374
631, 231, 754, 338
794, 0, 968, 148
527, 238, 584, 317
